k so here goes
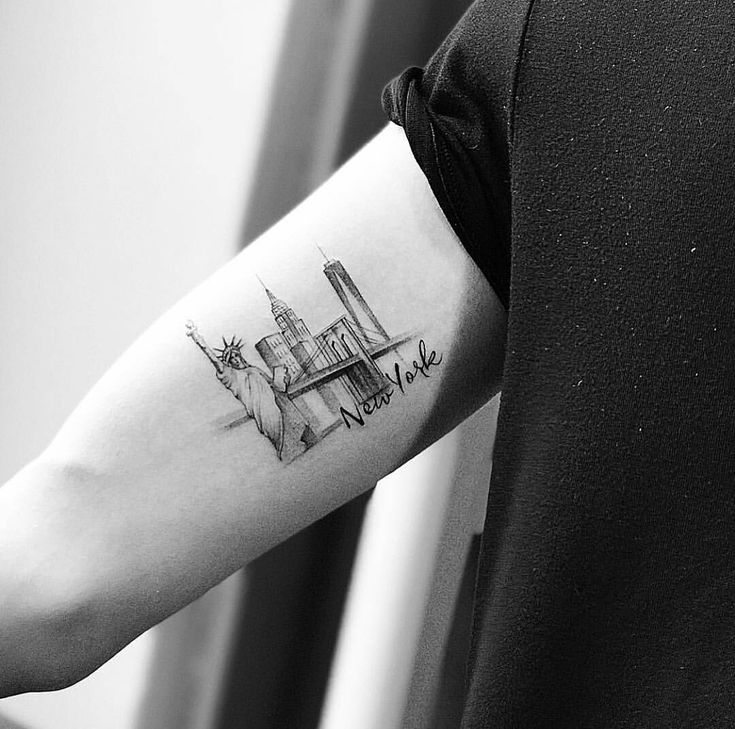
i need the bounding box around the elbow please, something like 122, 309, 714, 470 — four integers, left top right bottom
0, 458, 126, 697
0, 571, 109, 697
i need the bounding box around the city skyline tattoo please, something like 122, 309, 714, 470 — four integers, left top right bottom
186, 250, 442, 463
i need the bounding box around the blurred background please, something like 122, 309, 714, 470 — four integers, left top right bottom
0, 1, 500, 727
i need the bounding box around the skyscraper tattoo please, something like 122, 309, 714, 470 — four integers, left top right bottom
186, 252, 441, 463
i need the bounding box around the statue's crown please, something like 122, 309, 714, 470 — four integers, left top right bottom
214, 335, 244, 365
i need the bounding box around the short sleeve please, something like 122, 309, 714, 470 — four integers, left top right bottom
382, 0, 532, 311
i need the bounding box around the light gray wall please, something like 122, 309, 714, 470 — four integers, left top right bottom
0, 2, 290, 727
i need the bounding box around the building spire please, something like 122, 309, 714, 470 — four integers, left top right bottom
256, 275, 290, 318
256, 274, 269, 294
316, 244, 332, 264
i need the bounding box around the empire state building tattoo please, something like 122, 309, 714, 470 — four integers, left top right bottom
186, 252, 441, 463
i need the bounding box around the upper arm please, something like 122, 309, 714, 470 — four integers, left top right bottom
0, 124, 507, 689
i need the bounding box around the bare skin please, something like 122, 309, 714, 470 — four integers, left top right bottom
0, 125, 507, 696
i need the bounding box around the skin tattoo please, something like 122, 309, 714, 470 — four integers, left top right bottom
186, 252, 442, 463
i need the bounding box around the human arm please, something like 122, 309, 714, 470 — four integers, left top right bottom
0, 124, 507, 696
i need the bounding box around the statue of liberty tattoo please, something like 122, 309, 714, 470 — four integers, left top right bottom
185, 320, 316, 463
184, 255, 443, 464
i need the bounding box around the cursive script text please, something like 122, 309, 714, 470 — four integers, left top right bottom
339, 339, 443, 429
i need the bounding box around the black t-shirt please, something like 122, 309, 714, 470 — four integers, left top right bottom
384, 1, 735, 726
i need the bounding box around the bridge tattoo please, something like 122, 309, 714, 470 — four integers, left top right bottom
186, 252, 442, 463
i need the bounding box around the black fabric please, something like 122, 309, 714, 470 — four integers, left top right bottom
384, 1, 735, 727
382, 0, 532, 310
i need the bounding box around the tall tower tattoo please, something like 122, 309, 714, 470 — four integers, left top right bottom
319, 248, 389, 342
259, 282, 321, 374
